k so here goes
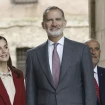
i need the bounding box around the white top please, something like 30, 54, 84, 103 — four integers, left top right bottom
0, 70, 15, 105
48, 36, 64, 73
94, 65, 99, 85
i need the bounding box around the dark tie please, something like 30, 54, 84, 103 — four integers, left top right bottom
94, 78, 101, 103
52, 43, 60, 88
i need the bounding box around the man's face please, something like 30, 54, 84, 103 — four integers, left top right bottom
42, 9, 66, 37
86, 40, 101, 67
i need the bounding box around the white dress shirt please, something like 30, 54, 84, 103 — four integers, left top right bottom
94, 65, 99, 85
48, 36, 64, 73
0, 70, 15, 105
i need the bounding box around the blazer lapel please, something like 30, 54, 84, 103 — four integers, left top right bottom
0, 78, 11, 105
11, 69, 22, 105
36, 41, 55, 88
59, 38, 75, 84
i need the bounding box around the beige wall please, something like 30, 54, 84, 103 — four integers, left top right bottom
0, 0, 89, 72
95, 0, 105, 67
0, 0, 88, 19
89, 0, 105, 67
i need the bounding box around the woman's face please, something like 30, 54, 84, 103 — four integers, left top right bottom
0, 39, 9, 62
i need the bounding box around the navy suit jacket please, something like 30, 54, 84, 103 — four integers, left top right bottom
97, 66, 105, 105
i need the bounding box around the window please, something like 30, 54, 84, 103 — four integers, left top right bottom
13, 0, 37, 4
16, 47, 31, 75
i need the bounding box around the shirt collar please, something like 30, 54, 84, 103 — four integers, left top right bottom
0, 68, 12, 78
94, 65, 98, 74
48, 36, 64, 46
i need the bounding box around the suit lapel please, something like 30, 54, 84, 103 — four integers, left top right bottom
36, 39, 75, 89
97, 66, 103, 88
59, 38, 75, 84
0, 78, 11, 105
36, 41, 55, 88
97, 66, 103, 105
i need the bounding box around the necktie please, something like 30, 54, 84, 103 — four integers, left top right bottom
94, 78, 101, 102
52, 43, 60, 88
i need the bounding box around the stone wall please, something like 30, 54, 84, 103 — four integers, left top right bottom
0, 17, 89, 67
0, 0, 89, 73
89, 0, 105, 68
0, 0, 88, 19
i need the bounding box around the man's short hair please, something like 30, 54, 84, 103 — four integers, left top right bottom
42, 6, 65, 21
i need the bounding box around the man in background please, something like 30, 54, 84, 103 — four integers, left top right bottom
85, 39, 105, 105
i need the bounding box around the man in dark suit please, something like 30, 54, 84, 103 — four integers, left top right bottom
85, 39, 105, 105
26, 6, 96, 105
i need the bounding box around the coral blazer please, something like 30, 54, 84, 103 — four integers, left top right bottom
0, 67, 26, 105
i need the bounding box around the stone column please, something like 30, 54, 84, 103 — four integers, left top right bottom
89, 0, 105, 67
